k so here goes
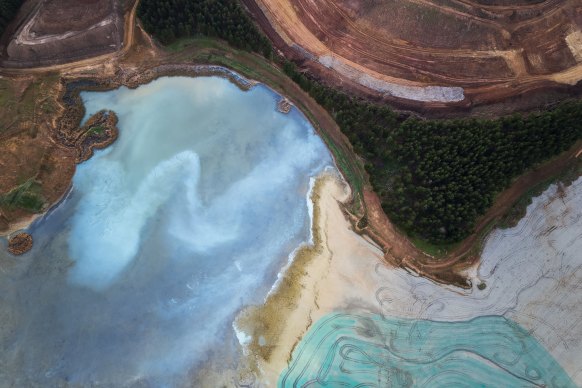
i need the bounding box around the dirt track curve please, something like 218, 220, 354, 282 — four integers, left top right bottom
244, 0, 582, 105
0, 0, 139, 74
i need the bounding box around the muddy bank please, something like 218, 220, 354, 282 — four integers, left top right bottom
56, 106, 119, 163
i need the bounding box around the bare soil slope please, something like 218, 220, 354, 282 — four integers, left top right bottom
246, 0, 582, 104
0, 0, 133, 68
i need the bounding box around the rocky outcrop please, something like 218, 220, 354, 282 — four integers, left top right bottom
75, 110, 119, 163
7, 232, 33, 255
54, 83, 120, 164
277, 98, 292, 113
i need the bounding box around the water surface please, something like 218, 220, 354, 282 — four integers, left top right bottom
0, 76, 332, 385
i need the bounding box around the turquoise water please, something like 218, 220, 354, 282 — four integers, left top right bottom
280, 313, 576, 387
0, 76, 332, 385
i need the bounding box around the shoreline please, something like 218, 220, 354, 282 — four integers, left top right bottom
264, 173, 318, 301
0, 183, 73, 238
1, 64, 364, 244
233, 170, 384, 385
2, 40, 580, 287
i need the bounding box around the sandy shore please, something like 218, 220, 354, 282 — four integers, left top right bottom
234, 171, 385, 385
1, 214, 40, 237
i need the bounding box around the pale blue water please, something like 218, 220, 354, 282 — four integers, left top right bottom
280, 313, 576, 387
0, 76, 332, 386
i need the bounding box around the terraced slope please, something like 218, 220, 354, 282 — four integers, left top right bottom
0, 0, 134, 68
246, 0, 582, 104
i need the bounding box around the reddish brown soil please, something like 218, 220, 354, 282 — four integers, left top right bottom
240, 0, 582, 285
244, 0, 582, 107
446, 140, 582, 260
0, 3, 145, 238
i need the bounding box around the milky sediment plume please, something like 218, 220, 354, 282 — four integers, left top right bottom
0, 76, 332, 385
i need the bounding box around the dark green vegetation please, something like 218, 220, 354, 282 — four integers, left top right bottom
0, 178, 45, 213
282, 63, 582, 243
87, 125, 105, 136
386, 107, 582, 242
0, 0, 23, 37
499, 156, 582, 230
137, 0, 272, 57
137, 2, 582, 245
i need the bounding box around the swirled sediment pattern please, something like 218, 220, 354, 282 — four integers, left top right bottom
279, 313, 575, 387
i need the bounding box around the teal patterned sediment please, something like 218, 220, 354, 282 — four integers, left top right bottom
279, 313, 575, 387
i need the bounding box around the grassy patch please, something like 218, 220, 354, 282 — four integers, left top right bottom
0, 178, 45, 213
166, 36, 214, 52
87, 125, 105, 136
0, 79, 10, 106
0, 76, 59, 136
410, 236, 459, 258
0, 78, 17, 134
